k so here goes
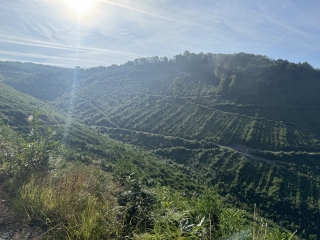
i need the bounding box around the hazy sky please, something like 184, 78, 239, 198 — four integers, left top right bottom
1, 0, 320, 68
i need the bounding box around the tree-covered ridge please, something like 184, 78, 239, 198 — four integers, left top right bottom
3, 52, 319, 99
41, 52, 320, 150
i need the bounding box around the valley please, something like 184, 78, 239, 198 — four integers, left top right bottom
1, 52, 320, 239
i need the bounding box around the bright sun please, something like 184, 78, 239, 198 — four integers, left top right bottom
65, 0, 98, 16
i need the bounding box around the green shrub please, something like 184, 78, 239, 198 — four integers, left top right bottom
3, 111, 60, 190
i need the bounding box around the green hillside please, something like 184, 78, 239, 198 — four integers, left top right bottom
0, 82, 66, 126
0, 66, 268, 239
0, 83, 194, 190
1, 52, 320, 238
47, 53, 320, 151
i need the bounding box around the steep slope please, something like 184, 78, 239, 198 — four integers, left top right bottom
49, 53, 320, 151
0, 82, 66, 126
0, 61, 101, 101
1, 53, 320, 238
0, 82, 199, 191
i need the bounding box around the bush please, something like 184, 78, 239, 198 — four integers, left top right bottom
3, 111, 60, 190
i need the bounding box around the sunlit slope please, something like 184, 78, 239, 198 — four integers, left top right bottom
0, 82, 198, 192
52, 53, 320, 150
183, 147, 320, 236
93, 124, 320, 237
0, 61, 96, 101
56, 93, 320, 150
0, 82, 66, 126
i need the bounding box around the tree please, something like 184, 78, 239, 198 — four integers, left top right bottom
217, 74, 228, 94
228, 74, 237, 94
173, 77, 185, 96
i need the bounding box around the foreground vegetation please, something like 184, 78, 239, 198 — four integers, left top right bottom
0, 114, 295, 239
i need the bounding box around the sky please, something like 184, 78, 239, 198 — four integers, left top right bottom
1, 0, 320, 68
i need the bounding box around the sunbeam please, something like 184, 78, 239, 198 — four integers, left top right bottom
61, 16, 82, 144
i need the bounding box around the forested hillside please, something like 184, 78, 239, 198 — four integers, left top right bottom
1, 52, 320, 238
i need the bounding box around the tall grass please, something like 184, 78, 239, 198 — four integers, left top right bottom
12, 164, 122, 239
135, 186, 246, 240
250, 204, 297, 240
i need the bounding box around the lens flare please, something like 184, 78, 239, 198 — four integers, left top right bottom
65, 0, 98, 15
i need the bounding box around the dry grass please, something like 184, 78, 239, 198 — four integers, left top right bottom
12, 163, 123, 240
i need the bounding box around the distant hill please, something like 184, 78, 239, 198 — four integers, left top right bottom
1, 52, 320, 238
6, 52, 319, 150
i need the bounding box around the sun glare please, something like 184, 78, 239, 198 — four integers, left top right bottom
65, 0, 98, 16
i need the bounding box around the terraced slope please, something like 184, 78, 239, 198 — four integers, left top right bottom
2, 53, 320, 238
0, 81, 200, 193
50, 54, 320, 151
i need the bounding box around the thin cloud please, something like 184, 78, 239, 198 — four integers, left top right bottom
0, 36, 140, 57
101, 0, 237, 36
1, 0, 320, 68
0, 50, 105, 65
101, 0, 188, 24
